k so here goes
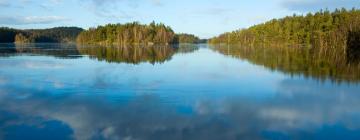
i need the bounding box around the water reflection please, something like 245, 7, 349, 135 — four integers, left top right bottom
0, 43, 199, 64
0, 78, 360, 140
0, 43, 360, 140
0, 43, 82, 58
77, 44, 199, 64
211, 45, 360, 83
77, 45, 174, 64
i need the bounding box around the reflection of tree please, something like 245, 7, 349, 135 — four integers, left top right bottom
0, 43, 81, 59
0, 44, 17, 57
0, 43, 200, 64
175, 44, 199, 54
77, 45, 178, 64
16, 43, 82, 59
211, 45, 360, 83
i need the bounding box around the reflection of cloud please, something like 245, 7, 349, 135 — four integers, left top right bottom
281, 0, 360, 12
0, 0, 10, 7
0, 60, 67, 69
0, 89, 263, 140
0, 77, 360, 139
23, 61, 66, 69
0, 76, 8, 85
53, 81, 65, 89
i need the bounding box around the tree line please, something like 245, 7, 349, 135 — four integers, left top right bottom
209, 8, 360, 49
173, 33, 200, 44
0, 27, 83, 43
77, 22, 174, 45
76, 22, 201, 45
0, 22, 203, 45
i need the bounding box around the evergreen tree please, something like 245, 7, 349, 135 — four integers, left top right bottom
77, 22, 176, 45
209, 8, 360, 50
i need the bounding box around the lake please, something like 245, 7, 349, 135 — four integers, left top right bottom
0, 43, 360, 140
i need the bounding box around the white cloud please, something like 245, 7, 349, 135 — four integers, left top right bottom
49, 0, 62, 4
151, 0, 163, 7
282, 0, 360, 12
0, 16, 69, 25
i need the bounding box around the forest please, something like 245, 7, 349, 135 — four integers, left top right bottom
209, 8, 360, 49
77, 22, 172, 45
0, 27, 83, 43
173, 33, 200, 44
76, 22, 202, 45
0, 24, 202, 45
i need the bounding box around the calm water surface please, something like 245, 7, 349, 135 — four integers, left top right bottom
0, 43, 360, 140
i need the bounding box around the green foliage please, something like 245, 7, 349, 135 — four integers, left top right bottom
210, 8, 360, 83
174, 33, 200, 43
347, 30, 360, 63
0, 27, 83, 43
77, 22, 176, 45
15, 33, 34, 43
26, 27, 84, 43
0, 27, 21, 43
209, 8, 360, 49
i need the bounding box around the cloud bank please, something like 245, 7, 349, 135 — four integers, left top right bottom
282, 0, 360, 12
0, 16, 69, 25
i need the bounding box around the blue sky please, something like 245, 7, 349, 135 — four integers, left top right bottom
0, 0, 359, 38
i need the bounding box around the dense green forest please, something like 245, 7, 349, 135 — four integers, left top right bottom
347, 30, 360, 62
209, 8, 360, 49
0, 27, 83, 43
1, 23, 203, 45
210, 8, 360, 82
0, 27, 19, 43
174, 33, 200, 43
77, 22, 177, 45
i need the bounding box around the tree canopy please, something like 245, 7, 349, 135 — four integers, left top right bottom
76, 22, 177, 45
174, 33, 201, 44
209, 8, 360, 49
0, 27, 83, 43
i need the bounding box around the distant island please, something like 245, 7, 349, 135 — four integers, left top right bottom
0, 27, 83, 43
0, 22, 202, 45
173, 33, 201, 44
77, 22, 202, 45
